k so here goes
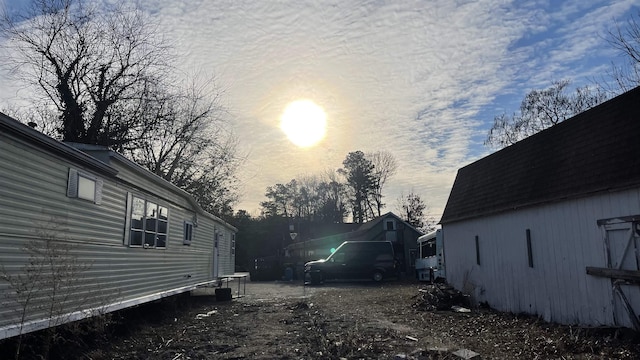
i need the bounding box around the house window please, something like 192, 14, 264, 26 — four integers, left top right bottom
385, 220, 395, 231
67, 168, 103, 204
128, 195, 168, 248
184, 221, 194, 245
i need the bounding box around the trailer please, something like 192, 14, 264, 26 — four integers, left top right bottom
0, 112, 237, 340
415, 229, 445, 282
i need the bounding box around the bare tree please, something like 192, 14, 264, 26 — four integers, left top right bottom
259, 170, 348, 223
396, 191, 428, 232
366, 151, 398, 217
261, 181, 298, 219
125, 78, 242, 217
1, 102, 60, 137
316, 169, 348, 223
485, 80, 607, 149
607, 12, 640, 92
0, 0, 171, 148
294, 175, 322, 221
1, 0, 243, 217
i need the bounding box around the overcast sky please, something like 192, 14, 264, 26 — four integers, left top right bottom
1, 0, 638, 219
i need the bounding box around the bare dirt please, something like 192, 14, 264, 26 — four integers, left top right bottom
2, 279, 639, 359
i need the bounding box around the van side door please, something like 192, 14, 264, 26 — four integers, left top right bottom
332, 242, 364, 279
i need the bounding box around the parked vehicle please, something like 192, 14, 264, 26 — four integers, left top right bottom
415, 229, 445, 282
304, 241, 397, 284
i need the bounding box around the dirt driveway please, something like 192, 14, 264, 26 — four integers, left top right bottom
94, 277, 639, 360
3, 277, 638, 359
215, 275, 373, 300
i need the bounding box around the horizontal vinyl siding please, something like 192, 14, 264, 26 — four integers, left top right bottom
0, 136, 125, 246
0, 236, 214, 329
443, 188, 640, 328
1, 133, 235, 339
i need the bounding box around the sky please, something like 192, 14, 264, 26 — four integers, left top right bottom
1, 0, 638, 220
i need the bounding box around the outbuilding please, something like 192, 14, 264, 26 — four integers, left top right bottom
440, 86, 640, 330
0, 112, 237, 340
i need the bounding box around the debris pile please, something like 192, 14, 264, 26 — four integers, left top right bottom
412, 283, 470, 311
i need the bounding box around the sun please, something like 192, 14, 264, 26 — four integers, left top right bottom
280, 99, 327, 148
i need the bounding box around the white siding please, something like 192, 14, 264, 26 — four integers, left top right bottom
215, 226, 236, 276
443, 188, 640, 327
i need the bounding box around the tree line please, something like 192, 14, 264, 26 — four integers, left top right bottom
258, 149, 432, 229
259, 150, 401, 224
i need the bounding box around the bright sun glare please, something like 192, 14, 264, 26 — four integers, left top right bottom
280, 99, 327, 148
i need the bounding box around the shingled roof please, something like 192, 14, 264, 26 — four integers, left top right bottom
440, 86, 640, 224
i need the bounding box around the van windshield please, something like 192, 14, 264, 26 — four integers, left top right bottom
325, 242, 393, 262
326, 249, 345, 262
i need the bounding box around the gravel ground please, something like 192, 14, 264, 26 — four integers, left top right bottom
2, 279, 639, 359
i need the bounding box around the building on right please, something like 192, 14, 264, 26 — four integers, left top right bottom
440, 86, 640, 330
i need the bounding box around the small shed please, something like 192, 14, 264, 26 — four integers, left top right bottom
440, 86, 640, 329
0, 112, 237, 340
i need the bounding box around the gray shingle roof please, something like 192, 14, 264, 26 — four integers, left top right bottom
441, 86, 640, 224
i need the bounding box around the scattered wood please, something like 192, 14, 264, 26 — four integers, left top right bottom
413, 283, 471, 311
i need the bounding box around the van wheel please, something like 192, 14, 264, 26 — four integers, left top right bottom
372, 271, 384, 282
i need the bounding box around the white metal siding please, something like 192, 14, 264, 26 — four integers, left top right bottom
443, 188, 640, 327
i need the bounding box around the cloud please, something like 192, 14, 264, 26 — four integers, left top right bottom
1, 0, 637, 219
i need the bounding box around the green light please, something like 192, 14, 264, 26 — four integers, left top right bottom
330, 248, 336, 254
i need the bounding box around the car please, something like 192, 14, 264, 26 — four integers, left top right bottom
304, 241, 397, 284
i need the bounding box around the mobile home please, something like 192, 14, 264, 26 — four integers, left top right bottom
0, 112, 237, 340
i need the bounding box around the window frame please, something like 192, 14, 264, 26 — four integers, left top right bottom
67, 168, 103, 204
124, 193, 169, 249
385, 220, 396, 231
183, 221, 194, 246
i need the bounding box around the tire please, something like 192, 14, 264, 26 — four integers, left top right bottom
372, 270, 384, 282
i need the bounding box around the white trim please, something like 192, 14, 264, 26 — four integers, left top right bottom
67, 168, 79, 197
0, 280, 218, 341
123, 193, 133, 246
183, 220, 194, 245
